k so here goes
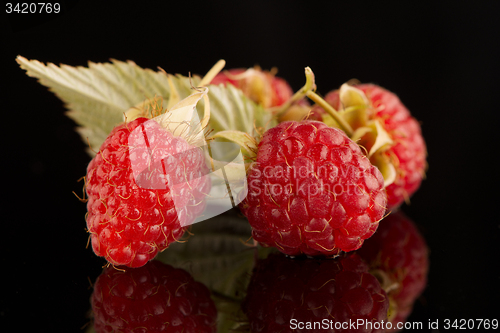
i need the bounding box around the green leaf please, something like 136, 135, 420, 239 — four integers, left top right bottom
17, 56, 275, 157
17, 56, 196, 154
205, 83, 276, 137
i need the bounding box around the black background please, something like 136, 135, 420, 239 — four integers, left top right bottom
1, 1, 499, 332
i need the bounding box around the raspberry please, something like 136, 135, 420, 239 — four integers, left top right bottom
91, 260, 217, 333
210, 67, 293, 108
357, 211, 429, 332
313, 84, 427, 209
239, 120, 387, 256
86, 117, 211, 268
242, 252, 389, 333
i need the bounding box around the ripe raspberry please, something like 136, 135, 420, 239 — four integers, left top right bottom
239, 120, 387, 256
242, 252, 389, 333
86, 117, 211, 268
91, 260, 217, 333
357, 211, 429, 332
313, 84, 427, 209
210, 67, 293, 108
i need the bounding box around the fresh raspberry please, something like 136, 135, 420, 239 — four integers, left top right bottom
357, 211, 429, 332
91, 260, 217, 333
86, 117, 211, 268
239, 120, 387, 256
242, 252, 389, 333
313, 84, 427, 209
210, 67, 293, 108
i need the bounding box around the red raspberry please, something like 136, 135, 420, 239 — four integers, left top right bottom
314, 84, 427, 209
243, 252, 389, 333
91, 260, 217, 333
239, 120, 387, 256
210, 67, 293, 108
86, 117, 211, 268
357, 211, 429, 332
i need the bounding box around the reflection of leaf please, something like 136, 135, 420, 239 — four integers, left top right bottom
17, 56, 275, 157
157, 209, 253, 295
157, 209, 277, 332
157, 208, 257, 332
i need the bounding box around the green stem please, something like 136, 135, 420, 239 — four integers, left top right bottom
199, 59, 226, 86
270, 67, 316, 116
306, 91, 354, 136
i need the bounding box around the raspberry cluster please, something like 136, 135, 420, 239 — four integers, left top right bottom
21, 57, 429, 332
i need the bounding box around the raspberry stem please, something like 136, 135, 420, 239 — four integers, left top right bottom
306, 90, 354, 136
200, 59, 226, 86
270, 67, 316, 116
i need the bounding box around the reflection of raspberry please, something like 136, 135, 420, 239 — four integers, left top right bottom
239, 120, 387, 256
211, 67, 293, 108
314, 84, 427, 209
357, 211, 429, 332
91, 260, 217, 333
86, 118, 210, 268
243, 252, 389, 333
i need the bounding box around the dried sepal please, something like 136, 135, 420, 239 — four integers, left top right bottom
153, 87, 209, 145
371, 151, 396, 187
209, 130, 257, 159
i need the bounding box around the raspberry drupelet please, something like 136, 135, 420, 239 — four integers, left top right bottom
86, 117, 210, 268
239, 120, 387, 257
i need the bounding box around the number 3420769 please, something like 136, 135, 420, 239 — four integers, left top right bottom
443, 319, 498, 330
6, 3, 61, 14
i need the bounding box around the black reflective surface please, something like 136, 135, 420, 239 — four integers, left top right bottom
2, 2, 499, 332
79, 210, 428, 332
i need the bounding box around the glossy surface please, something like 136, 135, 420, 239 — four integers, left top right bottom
83, 209, 425, 332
